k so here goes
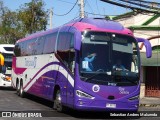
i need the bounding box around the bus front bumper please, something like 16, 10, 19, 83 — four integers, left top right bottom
74, 99, 139, 112
0, 79, 12, 87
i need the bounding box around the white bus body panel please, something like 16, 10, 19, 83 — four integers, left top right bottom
0, 44, 14, 87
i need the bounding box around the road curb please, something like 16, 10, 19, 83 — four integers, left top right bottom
139, 104, 160, 107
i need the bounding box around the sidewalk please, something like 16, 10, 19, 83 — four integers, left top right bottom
139, 97, 160, 107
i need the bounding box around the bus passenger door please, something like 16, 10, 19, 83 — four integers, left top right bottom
56, 49, 69, 105
56, 32, 75, 107
56, 50, 75, 108
66, 50, 75, 108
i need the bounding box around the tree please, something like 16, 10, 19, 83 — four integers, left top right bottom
0, 1, 23, 44
0, 0, 49, 44
18, 0, 49, 34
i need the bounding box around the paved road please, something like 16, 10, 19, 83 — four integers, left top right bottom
0, 88, 74, 120
0, 88, 160, 120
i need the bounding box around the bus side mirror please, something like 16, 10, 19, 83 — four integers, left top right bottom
136, 37, 152, 58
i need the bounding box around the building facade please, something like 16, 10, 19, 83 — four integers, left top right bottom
113, 12, 160, 98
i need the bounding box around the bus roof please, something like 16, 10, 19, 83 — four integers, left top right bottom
66, 18, 133, 35
0, 44, 14, 54
17, 18, 133, 43
0, 44, 14, 47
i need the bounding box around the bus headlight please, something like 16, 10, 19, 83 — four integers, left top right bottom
1, 76, 11, 81
1, 76, 5, 80
129, 95, 139, 101
76, 90, 95, 99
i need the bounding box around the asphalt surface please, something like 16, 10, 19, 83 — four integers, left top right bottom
0, 87, 160, 120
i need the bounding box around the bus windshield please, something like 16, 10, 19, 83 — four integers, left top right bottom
79, 31, 140, 86
2, 53, 13, 75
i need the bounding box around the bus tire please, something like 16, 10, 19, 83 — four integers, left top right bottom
16, 79, 20, 96
53, 90, 64, 112
19, 80, 25, 98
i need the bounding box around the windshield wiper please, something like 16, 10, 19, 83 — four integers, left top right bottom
117, 76, 138, 85
84, 70, 111, 81
126, 77, 138, 85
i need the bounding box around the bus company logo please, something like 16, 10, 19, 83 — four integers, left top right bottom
92, 85, 100, 92
118, 87, 129, 95
25, 57, 37, 68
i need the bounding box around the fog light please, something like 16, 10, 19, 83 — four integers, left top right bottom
77, 100, 88, 105
79, 101, 83, 105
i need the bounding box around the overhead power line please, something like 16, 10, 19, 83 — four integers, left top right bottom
85, 0, 94, 15
85, 11, 106, 16
53, 0, 78, 16
96, 0, 101, 15
57, 0, 74, 4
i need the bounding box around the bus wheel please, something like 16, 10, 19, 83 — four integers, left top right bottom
54, 90, 64, 112
19, 81, 25, 98
16, 81, 20, 96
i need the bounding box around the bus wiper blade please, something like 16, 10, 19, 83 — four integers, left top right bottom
85, 71, 111, 81
122, 76, 138, 85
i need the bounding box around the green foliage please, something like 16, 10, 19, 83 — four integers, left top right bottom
0, 0, 49, 44
0, 10, 25, 44
18, 0, 49, 34
152, 46, 160, 52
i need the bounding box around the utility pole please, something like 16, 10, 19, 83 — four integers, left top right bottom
78, 0, 85, 18
49, 8, 53, 29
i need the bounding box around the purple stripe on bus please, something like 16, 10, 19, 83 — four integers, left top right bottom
27, 70, 73, 101
27, 70, 56, 98
23, 62, 59, 89
23, 61, 74, 90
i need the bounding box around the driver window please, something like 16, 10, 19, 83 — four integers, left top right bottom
57, 32, 75, 75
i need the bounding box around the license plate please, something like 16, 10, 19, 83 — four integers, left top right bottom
106, 103, 116, 108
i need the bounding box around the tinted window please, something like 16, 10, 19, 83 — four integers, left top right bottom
26, 39, 37, 55
43, 33, 57, 54
14, 44, 21, 56
35, 37, 45, 55
4, 47, 14, 52
80, 31, 140, 86
57, 32, 73, 51
57, 32, 75, 71
21, 42, 27, 56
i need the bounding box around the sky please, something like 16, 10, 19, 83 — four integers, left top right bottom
2, 0, 159, 29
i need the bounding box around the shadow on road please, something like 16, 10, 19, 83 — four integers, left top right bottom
0, 87, 15, 91
18, 93, 141, 119
18, 93, 54, 108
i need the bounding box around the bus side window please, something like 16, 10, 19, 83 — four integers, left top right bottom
35, 37, 45, 55
21, 42, 27, 56
25, 39, 35, 56
57, 32, 75, 74
43, 33, 56, 54
14, 43, 21, 57
57, 32, 70, 67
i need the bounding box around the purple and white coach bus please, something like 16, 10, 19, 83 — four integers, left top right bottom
11, 18, 151, 112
